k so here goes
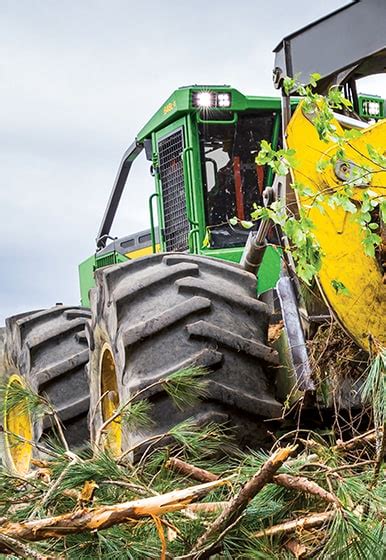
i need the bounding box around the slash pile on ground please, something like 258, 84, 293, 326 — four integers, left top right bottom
0, 349, 384, 559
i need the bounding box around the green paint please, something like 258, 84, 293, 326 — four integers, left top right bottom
78, 86, 300, 306
78, 251, 128, 307
79, 254, 95, 307
256, 245, 282, 293
201, 244, 281, 293
137, 86, 283, 142
357, 93, 385, 120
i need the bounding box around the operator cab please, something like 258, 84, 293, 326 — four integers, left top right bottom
199, 112, 277, 248
139, 85, 284, 256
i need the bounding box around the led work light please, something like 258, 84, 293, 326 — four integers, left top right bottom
361, 98, 382, 118
192, 91, 232, 109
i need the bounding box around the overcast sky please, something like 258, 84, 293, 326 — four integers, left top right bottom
0, 0, 384, 322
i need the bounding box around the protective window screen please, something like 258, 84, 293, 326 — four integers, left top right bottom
199, 113, 275, 248
158, 129, 189, 252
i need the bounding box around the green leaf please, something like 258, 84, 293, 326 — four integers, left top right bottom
283, 76, 296, 96
343, 128, 362, 140
316, 158, 330, 173
341, 198, 357, 213
380, 199, 386, 222
121, 400, 153, 430
362, 232, 381, 257
229, 217, 238, 226
240, 220, 254, 229
331, 279, 350, 296
367, 144, 386, 167
309, 72, 321, 87
292, 182, 314, 197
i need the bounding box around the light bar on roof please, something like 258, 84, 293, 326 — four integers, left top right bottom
192, 90, 232, 109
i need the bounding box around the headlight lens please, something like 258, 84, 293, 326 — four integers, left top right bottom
192, 90, 232, 109
193, 91, 215, 108
217, 93, 231, 107
368, 101, 381, 116
362, 99, 381, 117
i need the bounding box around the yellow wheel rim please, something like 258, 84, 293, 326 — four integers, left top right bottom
100, 345, 121, 456
4, 374, 33, 474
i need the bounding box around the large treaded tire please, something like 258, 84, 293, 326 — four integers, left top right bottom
89, 253, 281, 456
1, 305, 91, 468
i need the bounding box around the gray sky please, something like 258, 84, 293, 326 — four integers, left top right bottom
0, 0, 384, 322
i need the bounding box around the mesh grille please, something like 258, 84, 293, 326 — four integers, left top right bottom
158, 129, 189, 251
95, 254, 116, 269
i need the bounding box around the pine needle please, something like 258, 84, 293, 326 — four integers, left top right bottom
0, 382, 48, 421
121, 400, 154, 431
162, 366, 208, 410
361, 349, 385, 447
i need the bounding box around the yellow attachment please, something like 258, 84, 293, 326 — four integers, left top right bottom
286, 103, 386, 351
4, 374, 33, 474
100, 345, 122, 456
125, 243, 161, 260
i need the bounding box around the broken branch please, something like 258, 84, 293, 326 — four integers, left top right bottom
254, 510, 334, 538
0, 532, 58, 559
334, 429, 377, 451
273, 473, 341, 506
190, 445, 296, 557
0, 478, 228, 543
165, 457, 219, 483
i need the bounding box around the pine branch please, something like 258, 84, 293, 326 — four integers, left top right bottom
273, 473, 341, 506
0, 478, 229, 542
29, 456, 79, 519
0, 532, 58, 559
166, 457, 341, 506
334, 429, 378, 451
165, 457, 220, 483
254, 510, 334, 538
189, 445, 296, 557
94, 367, 207, 451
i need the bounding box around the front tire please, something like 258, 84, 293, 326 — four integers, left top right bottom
89, 253, 281, 458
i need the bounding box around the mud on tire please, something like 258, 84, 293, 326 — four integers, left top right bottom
89, 253, 281, 458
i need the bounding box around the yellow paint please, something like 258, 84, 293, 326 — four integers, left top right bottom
163, 100, 176, 114
125, 243, 160, 260
287, 103, 385, 351
100, 345, 122, 456
4, 374, 33, 474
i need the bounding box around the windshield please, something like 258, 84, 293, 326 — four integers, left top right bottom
199, 113, 277, 248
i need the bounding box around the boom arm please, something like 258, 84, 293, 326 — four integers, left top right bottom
96, 140, 143, 249
273, 0, 386, 94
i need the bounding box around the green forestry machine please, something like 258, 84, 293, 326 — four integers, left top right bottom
1, 0, 385, 473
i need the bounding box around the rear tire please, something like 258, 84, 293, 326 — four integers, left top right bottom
1, 305, 91, 472
89, 253, 281, 458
